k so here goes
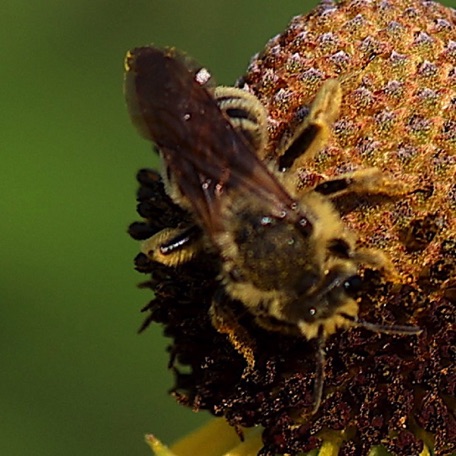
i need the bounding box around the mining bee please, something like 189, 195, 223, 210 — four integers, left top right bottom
124, 46, 421, 412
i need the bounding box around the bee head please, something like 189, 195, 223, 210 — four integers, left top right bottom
292, 266, 361, 339
217, 189, 365, 340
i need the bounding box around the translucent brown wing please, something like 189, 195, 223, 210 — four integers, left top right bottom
124, 46, 296, 234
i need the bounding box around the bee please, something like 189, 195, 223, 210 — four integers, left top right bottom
124, 46, 421, 412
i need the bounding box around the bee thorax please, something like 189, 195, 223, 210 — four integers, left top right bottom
219, 201, 320, 289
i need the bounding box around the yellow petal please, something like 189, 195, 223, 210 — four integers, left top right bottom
170, 419, 246, 456
145, 434, 177, 456
146, 420, 442, 456
419, 443, 430, 456
318, 439, 341, 456
146, 419, 264, 456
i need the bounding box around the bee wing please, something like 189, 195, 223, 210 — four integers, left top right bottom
124, 46, 296, 234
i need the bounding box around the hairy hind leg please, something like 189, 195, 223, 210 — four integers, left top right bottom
314, 167, 409, 199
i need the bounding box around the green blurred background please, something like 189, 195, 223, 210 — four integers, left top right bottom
1, 1, 454, 455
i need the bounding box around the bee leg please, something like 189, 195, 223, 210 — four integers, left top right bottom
209, 290, 256, 376
353, 248, 419, 333
443, 278, 456, 301
353, 246, 400, 282
314, 167, 409, 199
141, 225, 203, 267
214, 86, 268, 154
312, 326, 326, 414
278, 79, 342, 170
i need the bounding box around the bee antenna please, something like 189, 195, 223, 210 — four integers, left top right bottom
310, 315, 421, 415
340, 312, 422, 335
355, 320, 422, 335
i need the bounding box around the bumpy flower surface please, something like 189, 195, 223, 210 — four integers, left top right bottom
130, 1, 455, 455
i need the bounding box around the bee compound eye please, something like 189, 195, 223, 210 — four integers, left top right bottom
343, 275, 362, 293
